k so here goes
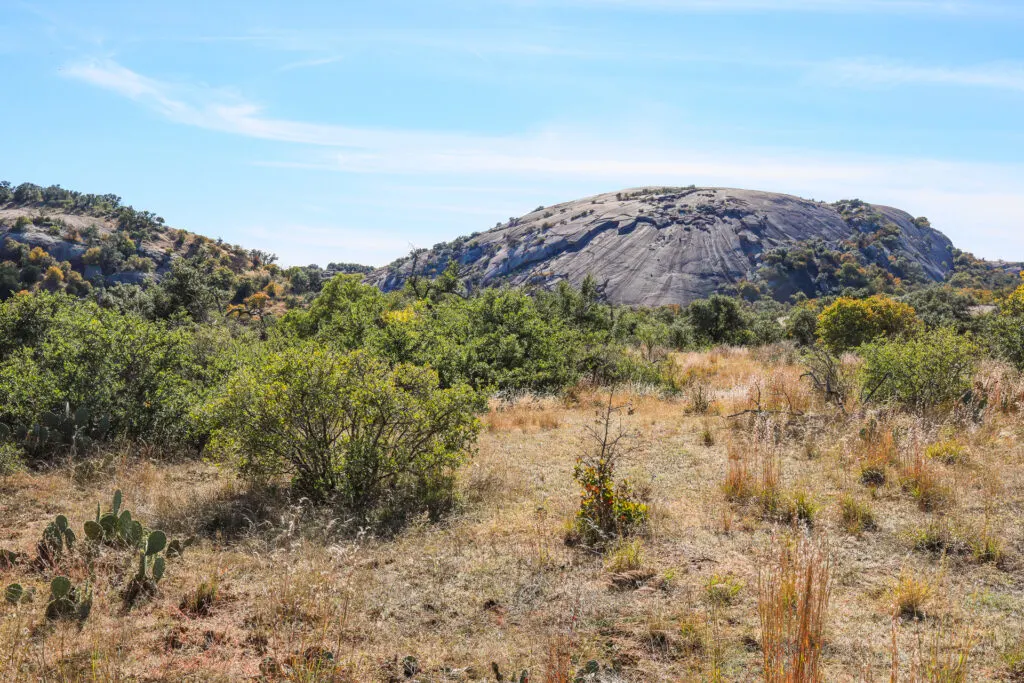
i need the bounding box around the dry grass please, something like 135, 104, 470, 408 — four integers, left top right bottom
2, 346, 1024, 680
890, 567, 936, 620
838, 494, 877, 534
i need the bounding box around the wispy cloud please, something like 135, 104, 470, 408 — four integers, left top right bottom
65, 58, 1024, 260
553, 0, 1022, 16
820, 58, 1024, 91
275, 55, 347, 73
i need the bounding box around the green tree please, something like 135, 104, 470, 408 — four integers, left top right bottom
687, 295, 748, 346
152, 258, 216, 322
0, 262, 19, 300
12, 183, 42, 204
785, 306, 819, 346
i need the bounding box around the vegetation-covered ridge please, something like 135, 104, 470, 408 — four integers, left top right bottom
372, 187, 1021, 305
0, 179, 371, 312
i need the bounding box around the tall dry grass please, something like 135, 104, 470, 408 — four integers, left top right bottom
758, 533, 833, 683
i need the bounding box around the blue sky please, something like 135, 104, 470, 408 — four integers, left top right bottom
2, 0, 1023, 266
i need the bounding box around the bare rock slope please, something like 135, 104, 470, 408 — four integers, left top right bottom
372, 187, 956, 306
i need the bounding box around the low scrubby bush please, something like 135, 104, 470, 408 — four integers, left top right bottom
817, 295, 919, 352
571, 393, 648, 546
859, 327, 979, 413
202, 345, 484, 517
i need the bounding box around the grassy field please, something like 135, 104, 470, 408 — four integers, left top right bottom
2, 345, 1024, 681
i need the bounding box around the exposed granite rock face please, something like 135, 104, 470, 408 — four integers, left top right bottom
0, 227, 89, 265
370, 187, 956, 306
0, 210, 176, 284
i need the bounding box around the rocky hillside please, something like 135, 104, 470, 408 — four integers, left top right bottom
372, 187, 961, 306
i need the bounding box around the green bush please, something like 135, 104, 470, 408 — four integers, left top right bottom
785, 307, 819, 346
283, 276, 584, 392
859, 328, 979, 413
202, 345, 484, 516
900, 286, 976, 333
992, 280, 1024, 370
0, 292, 203, 453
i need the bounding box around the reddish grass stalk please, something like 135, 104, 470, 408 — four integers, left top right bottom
758, 534, 833, 683
543, 635, 573, 683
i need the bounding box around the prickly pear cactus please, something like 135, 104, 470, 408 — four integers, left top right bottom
38, 514, 76, 566
45, 576, 91, 622
4, 583, 23, 605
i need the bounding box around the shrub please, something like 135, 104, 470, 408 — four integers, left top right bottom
800, 344, 853, 407
125, 255, 155, 273
41, 265, 64, 291
859, 328, 979, 413
785, 307, 819, 346
0, 442, 23, 475
687, 295, 748, 346
859, 460, 886, 487
82, 246, 102, 266
203, 345, 484, 514
901, 286, 976, 332
992, 279, 1024, 370
572, 392, 648, 546
816, 295, 919, 351
0, 292, 201, 452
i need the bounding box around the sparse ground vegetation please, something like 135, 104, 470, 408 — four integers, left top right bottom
3, 338, 1024, 679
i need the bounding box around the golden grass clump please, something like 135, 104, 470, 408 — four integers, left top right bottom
899, 451, 954, 513
889, 567, 935, 620
925, 439, 969, 466
838, 494, 877, 534
722, 438, 755, 502
604, 537, 645, 573
485, 399, 562, 432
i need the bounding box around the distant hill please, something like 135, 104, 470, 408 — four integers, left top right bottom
0, 181, 371, 303
370, 187, 1017, 305
2, 181, 1018, 307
